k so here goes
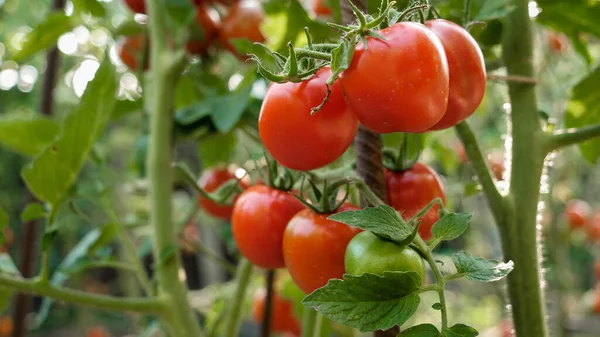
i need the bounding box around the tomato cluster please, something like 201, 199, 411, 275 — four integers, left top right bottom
119, 0, 265, 69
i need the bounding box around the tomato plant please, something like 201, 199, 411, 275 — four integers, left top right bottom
252, 288, 302, 336
185, 4, 221, 55
197, 167, 247, 220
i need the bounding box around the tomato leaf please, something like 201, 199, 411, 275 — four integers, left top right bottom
302, 271, 421, 332
565, 67, 600, 163
327, 205, 414, 243
198, 132, 238, 168
329, 39, 355, 84
10, 13, 77, 62
112, 99, 143, 120
431, 213, 472, 241
451, 251, 513, 283
473, 0, 516, 21
0, 114, 60, 157
72, 0, 106, 18
20, 203, 46, 222
444, 323, 479, 337
400, 324, 440, 337
21, 57, 117, 205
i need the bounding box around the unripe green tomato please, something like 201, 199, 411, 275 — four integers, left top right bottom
345, 231, 426, 284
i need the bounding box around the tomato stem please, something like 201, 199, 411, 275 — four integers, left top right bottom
261, 270, 276, 337
224, 258, 254, 337
544, 122, 600, 153
462, 0, 472, 27
408, 198, 444, 226
301, 308, 321, 337
414, 237, 449, 330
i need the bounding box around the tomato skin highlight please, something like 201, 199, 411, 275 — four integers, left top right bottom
425, 19, 486, 130
345, 231, 426, 283
385, 163, 446, 241
565, 199, 590, 229
340, 22, 449, 133
283, 204, 362, 294
259, 67, 359, 171
232, 185, 305, 269
197, 168, 247, 220
218, 0, 265, 56
252, 288, 302, 336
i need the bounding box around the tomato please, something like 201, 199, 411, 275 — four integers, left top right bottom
313, 0, 332, 17
0, 317, 13, 337
186, 4, 221, 55
385, 163, 446, 241
587, 212, 600, 241
594, 258, 600, 281
218, 0, 265, 56
564, 199, 590, 229
252, 288, 301, 336
197, 167, 248, 220
548, 32, 568, 54
118, 35, 148, 71
345, 231, 426, 282
340, 22, 449, 133
425, 19, 486, 130
123, 0, 146, 14
259, 67, 358, 171
283, 204, 362, 294
232, 185, 305, 269
86, 327, 109, 337
487, 150, 505, 181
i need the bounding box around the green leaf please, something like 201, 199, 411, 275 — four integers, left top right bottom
329, 39, 355, 82
431, 213, 472, 241
87, 222, 119, 256
20, 203, 46, 222
401, 324, 440, 337
432, 303, 442, 310
445, 323, 479, 337
72, 0, 106, 17
474, 0, 516, 21
327, 205, 413, 243
0, 253, 20, 275
175, 102, 213, 125
22, 58, 117, 205
10, 13, 77, 62
302, 271, 421, 332
33, 229, 102, 328
210, 76, 254, 133
451, 251, 513, 283
199, 132, 238, 167
0, 115, 60, 156
112, 99, 143, 120
565, 67, 600, 163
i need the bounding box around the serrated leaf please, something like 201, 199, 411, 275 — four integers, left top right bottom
10, 13, 77, 62
22, 58, 117, 205
401, 324, 440, 337
474, 0, 516, 21
452, 251, 513, 283
198, 132, 237, 167
327, 205, 413, 243
20, 203, 46, 222
445, 323, 479, 337
0, 114, 60, 156
431, 213, 472, 241
303, 272, 421, 332
330, 39, 354, 81
72, 0, 106, 17
0, 254, 20, 275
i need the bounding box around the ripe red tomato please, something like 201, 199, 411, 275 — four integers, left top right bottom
197, 167, 248, 220
385, 163, 446, 241
186, 4, 221, 55
259, 67, 358, 171
564, 199, 590, 229
118, 35, 148, 70
252, 288, 302, 336
548, 32, 568, 54
340, 22, 449, 133
425, 19, 486, 130
123, 0, 146, 14
313, 0, 332, 17
218, 0, 265, 56
232, 185, 305, 269
283, 204, 362, 294
86, 327, 110, 337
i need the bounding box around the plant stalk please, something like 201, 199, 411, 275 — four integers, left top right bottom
223, 258, 254, 337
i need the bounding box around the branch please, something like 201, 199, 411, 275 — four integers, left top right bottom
454, 121, 506, 221
0, 274, 164, 314
487, 74, 537, 84
544, 123, 600, 153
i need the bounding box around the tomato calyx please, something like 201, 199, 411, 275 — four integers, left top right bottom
294, 178, 351, 214
174, 162, 245, 206
383, 133, 423, 172
257, 154, 299, 192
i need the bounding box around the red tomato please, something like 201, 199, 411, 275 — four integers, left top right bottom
123, 0, 146, 14
251, 288, 302, 336
487, 150, 505, 181
86, 327, 110, 337
564, 199, 590, 229
340, 22, 449, 133
587, 212, 600, 241
218, 0, 265, 56
283, 204, 362, 294
118, 35, 148, 70
548, 32, 568, 54
425, 19, 486, 130
197, 168, 248, 220
232, 185, 305, 269
259, 67, 358, 171
385, 163, 446, 241
313, 0, 332, 17
186, 4, 221, 55
0, 317, 13, 337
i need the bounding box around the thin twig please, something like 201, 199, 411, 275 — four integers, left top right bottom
487, 74, 537, 84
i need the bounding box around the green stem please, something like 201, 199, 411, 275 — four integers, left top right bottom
414, 237, 448, 330
73, 260, 138, 273
224, 258, 254, 337
544, 123, 600, 153
301, 308, 319, 337
502, 0, 548, 336
146, 0, 203, 335
0, 274, 165, 314
462, 0, 472, 26
294, 49, 332, 61
354, 180, 386, 206
121, 231, 154, 295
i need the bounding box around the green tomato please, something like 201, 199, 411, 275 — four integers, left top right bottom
344, 231, 426, 284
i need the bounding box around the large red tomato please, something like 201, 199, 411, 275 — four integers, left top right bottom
232, 185, 305, 269
252, 288, 301, 336
283, 204, 362, 294
385, 163, 446, 241
123, 0, 146, 14
425, 19, 486, 130
197, 168, 248, 220
186, 4, 221, 55
118, 35, 148, 71
259, 67, 359, 171
218, 0, 265, 56
340, 22, 449, 133
564, 199, 590, 229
